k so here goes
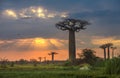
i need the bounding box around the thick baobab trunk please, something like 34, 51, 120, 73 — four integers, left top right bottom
104, 49, 106, 60
44, 57, 46, 62
39, 57, 42, 63
52, 54, 54, 62
69, 30, 76, 62
107, 47, 110, 59
112, 50, 114, 58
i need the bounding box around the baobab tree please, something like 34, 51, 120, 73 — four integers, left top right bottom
48, 52, 58, 62
44, 57, 46, 62
106, 43, 113, 59
30, 59, 37, 67
99, 44, 107, 60
0, 57, 8, 68
38, 57, 42, 63
56, 18, 89, 62
111, 46, 117, 58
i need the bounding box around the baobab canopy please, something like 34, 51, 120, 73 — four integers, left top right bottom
56, 18, 90, 32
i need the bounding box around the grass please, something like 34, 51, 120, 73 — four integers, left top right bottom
0, 64, 120, 78
105, 57, 120, 75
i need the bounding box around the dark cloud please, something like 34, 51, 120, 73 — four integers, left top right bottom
69, 9, 120, 36
0, 17, 68, 40
0, 0, 120, 45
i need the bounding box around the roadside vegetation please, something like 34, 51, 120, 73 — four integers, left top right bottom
0, 19, 119, 78
0, 47, 120, 78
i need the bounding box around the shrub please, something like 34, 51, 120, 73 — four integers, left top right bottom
10, 62, 14, 67
0, 58, 8, 68
79, 49, 99, 65
63, 60, 72, 66
105, 57, 120, 74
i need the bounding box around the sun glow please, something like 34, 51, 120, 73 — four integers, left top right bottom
37, 13, 46, 18
37, 7, 44, 13
0, 37, 68, 52
31, 38, 49, 49
31, 38, 67, 50
50, 39, 65, 47
34, 38, 46, 44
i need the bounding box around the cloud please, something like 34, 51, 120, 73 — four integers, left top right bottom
91, 36, 120, 47
2, 9, 18, 19
0, 37, 68, 51
0, 0, 120, 48
2, 6, 68, 19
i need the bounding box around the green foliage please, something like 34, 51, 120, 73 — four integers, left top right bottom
10, 62, 14, 67
0, 58, 8, 68
30, 59, 38, 67
18, 59, 28, 65
63, 60, 72, 66
80, 49, 98, 65
105, 57, 120, 74
0, 64, 120, 78
93, 59, 105, 67
0, 68, 119, 78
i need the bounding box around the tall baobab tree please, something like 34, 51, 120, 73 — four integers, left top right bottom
44, 57, 46, 62
38, 57, 42, 63
48, 52, 58, 62
100, 44, 107, 60
106, 43, 113, 59
111, 46, 117, 58
56, 18, 89, 62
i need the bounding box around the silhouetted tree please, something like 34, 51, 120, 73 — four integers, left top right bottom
30, 59, 37, 67
10, 61, 14, 67
106, 43, 113, 59
38, 57, 42, 63
18, 59, 28, 65
111, 46, 117, 58
79, 48, 97, 65
100, 44, 107, 60
44, 57, 46, 62
0, 57, 8, 68
56, 18, 89, 63
48, 52, 58, 62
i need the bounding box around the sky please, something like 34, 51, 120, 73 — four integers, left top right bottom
0, 0, 120, 61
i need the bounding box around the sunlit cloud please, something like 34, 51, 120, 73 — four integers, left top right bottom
2, 9, 18, 19
60, 12, 68, 18
47, 13, 56, 18
0, 41, 4, 44
91, 36, 120, 46
2, 6, 68, 19
0, 37, 68, 51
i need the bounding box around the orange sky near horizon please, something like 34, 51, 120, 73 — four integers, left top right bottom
1, 48, 118, 61
0, 37, 120, 61
0, 50, 69, 61
0, 0, 120, 62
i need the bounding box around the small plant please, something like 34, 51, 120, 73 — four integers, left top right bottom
0, 57, 8, 68
63, 60, 72, 66
10, 62, 14, 67
105, 57, 120, 74
30, 59, 38, 67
